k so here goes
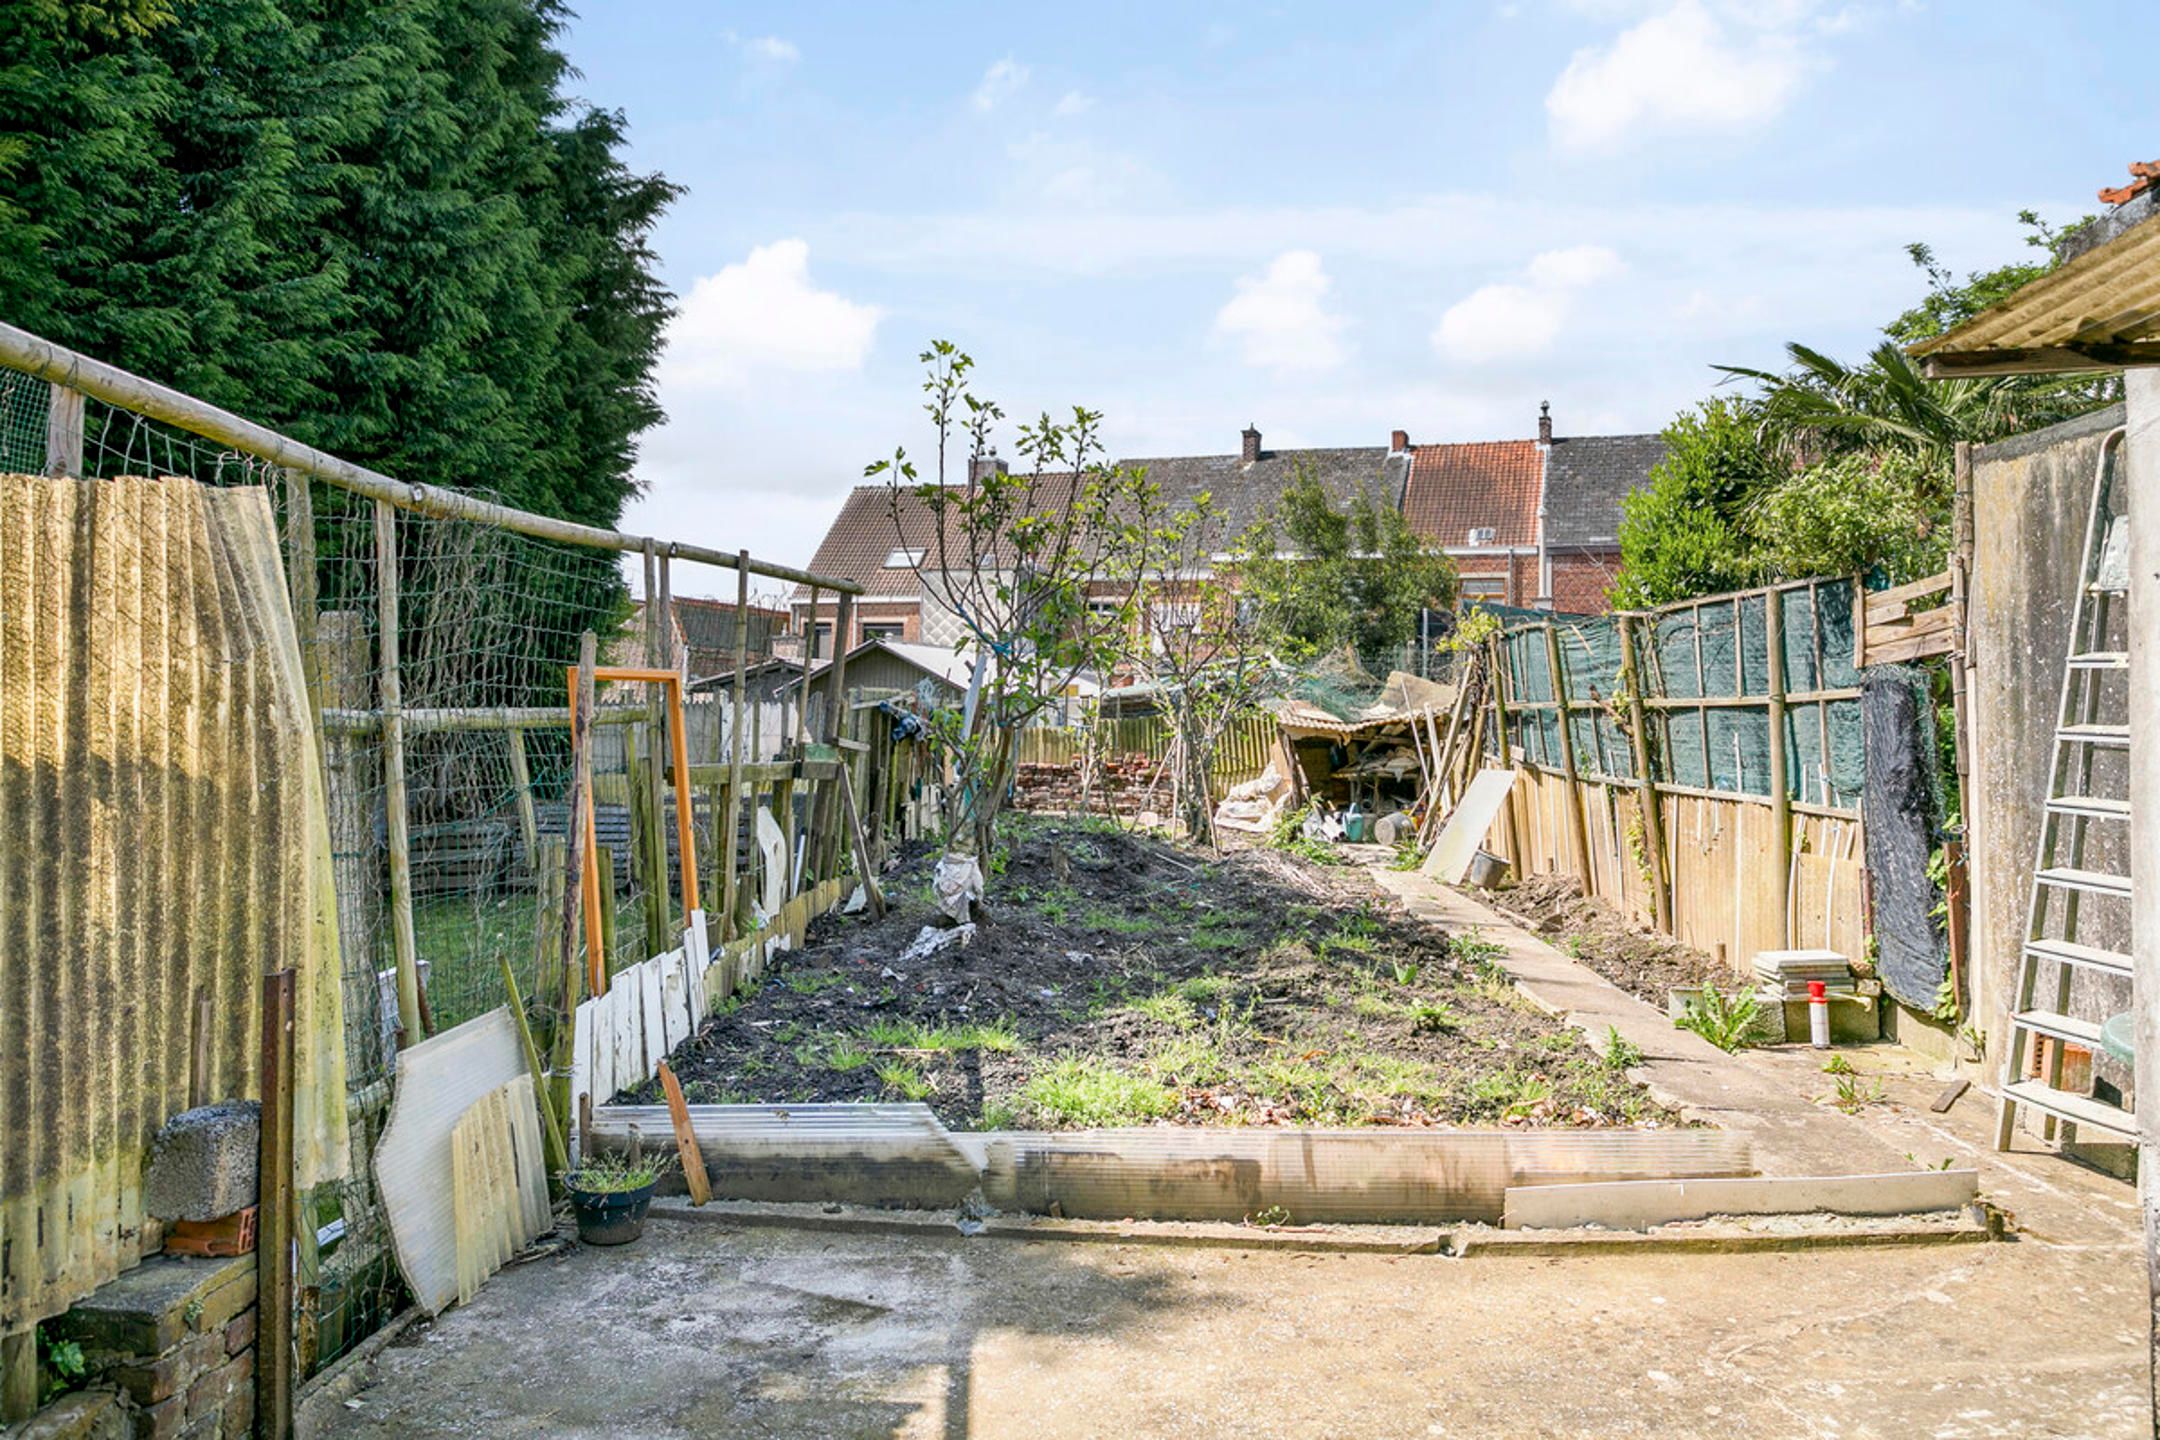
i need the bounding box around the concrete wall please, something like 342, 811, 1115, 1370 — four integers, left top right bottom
1967, 404, 2132, 1089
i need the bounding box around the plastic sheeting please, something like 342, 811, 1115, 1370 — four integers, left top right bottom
1863, 667, 1949, 1009
1, 475, 349, 1334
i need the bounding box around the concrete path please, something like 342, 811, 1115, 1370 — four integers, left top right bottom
1370, 867, 2141, 1248
318, 1203, 2147, 1439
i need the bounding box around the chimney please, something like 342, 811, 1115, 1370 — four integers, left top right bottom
1390, 428, 1409, 454
969, 448, 1009, 483
1241, 424, 1262, 463
1537, 401, 1553, 446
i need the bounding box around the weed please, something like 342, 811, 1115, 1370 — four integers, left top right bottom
861, 1018, 917, 1049
1601, 1026, 1643, 1071
1247, 1204, 1293, 1228
569, 1151, 673, 1193
977, 1098, 1022, 1130
1827, 1073, 1887, 1114
1266, 802, 1341, 865
949, 1020, 1021, 1052
1408, 1001, 1462, 1034
824, 1038, 874, 1072
1389, 958, 1420, 987
1821, 1054, 1857, 1076
1451, 930, 1506, 970
1351, 993, 1404, 1020
1019, 1058, 1176, 1127
1175, 973, 1237, 1004
876, 1060, 934, 1101
38, 1326, 85, 1402
1675, 983, 1764, 1053
1130, 992, 1200, 1030
1906, 1153, 1956, 1171
1084, 907, 1152, 935
1387, 837, 1424, 871
781, 969, 844, 996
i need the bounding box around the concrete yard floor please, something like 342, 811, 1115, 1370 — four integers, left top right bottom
320, 1201, 2145, 1440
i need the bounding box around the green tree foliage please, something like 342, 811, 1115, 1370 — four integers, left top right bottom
1612, 399, 1779, 608
1751, 452, 1946, 585
0, 0, 676, 534
1239, 469, 1457, 659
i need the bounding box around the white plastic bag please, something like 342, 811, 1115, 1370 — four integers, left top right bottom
932, 852, 985, 925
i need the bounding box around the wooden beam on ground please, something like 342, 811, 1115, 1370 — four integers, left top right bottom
656, 1062, 712, 1206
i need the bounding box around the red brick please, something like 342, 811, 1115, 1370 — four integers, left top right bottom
220, 1311, 254, 1357
183, 1351, 251, 1423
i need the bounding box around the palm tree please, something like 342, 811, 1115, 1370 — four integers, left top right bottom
1716, 340, 2116, 503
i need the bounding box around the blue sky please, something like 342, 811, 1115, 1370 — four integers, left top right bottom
558, 0, 2154, 598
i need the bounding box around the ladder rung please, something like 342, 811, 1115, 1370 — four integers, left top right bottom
2036, 866, 2133, 899
2001, 1079, 2137, 1139
2047, 795, 2132, 820
2024, 937, 2133, 976
2068, 651, 2129, 670
2059, 724, 2130, 748
2010, 1009, 2105, 1049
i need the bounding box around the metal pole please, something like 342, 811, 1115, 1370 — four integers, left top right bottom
1765, 588, 1793, 949
374, 500, 424, 1045
0, 321, 861, 595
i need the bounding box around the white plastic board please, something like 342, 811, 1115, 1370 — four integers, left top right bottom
375, 1008, 527, 1314
1423, 767, 1519, 884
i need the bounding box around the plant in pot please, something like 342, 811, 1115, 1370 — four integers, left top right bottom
565, 1152, 670, 1246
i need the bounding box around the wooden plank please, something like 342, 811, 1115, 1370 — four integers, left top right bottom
506, 728, 539, 870
376, 502, 424, 1044
43, 381, 84, 476
1863, 570, 1953, 622
1502, 1170, 1978, 1231
657, 1062, 713, 1205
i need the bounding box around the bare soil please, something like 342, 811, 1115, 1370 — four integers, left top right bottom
637, 816, 1677, 1131
1484, 874, 1725, 1006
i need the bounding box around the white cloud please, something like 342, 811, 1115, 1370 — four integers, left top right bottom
1005, 132, 1164, 209
662, 240, 881, 387
972, 57, 1030, 111
1213, 250, 1347, 375
1545, 0, 1815, 154
1434, 245, 1626, 362
743, 34, 798, 62
1054, 90, 1095, 116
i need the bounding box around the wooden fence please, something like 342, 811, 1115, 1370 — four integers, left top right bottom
1480, 579, 1871, 976
1014, 710, 1279, 797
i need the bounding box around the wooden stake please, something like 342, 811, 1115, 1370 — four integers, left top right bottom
256, 969, 297, 1440
506, 727, 538, 872
1618, 613, 1673, 933
656, 1062, 712, 1206
1545, 622, 1594, 885
375, 499, 425, 1044
44, 382, 84, 477
1764, 588, 1793, 948
564, 631, 601, 999
838, 767, 888, 917
722, 553, 751, 939
497, 954, 568, 1176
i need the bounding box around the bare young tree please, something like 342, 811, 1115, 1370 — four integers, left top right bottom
867, 342, 1143, 868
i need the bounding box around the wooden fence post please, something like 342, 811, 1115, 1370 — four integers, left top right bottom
1764, 588, 1793, 949
44, 382, 84, 476
506, 728, 539, 871
1618, 613, 1673, 933
721, 551, 750, 938
1544, 622, 1595, 886
374, 499, 425, 1045
256, 968, 297, 1440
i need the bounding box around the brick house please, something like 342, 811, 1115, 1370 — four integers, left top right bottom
789, 480, 944, 657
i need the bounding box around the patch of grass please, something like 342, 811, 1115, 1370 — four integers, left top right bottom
861, 1018, 917, 1049
1189, 913, 1249, 951
824, 1038, 875, 1073
1451, 930, 1506, 969
1019, 1057, 1176, 1127
1675, 983, 1764, 1053
1148, 1034, 1233, 1089
1351, 993, 1405, 1020
1602, 1026, 1644, 1071
1129, 992, 1200, 1030
781, 969, 844, 995
1083, 907, 1152, 935
1175, 973, 1237, 1004
977, 1098, 1022, 1130
876, 1060, 933, 1100
1466, 1068, 1554, 1122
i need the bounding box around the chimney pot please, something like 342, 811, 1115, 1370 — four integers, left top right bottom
1241, 424, 1262, 463
1390, 429, 1409, 454
1537, 401, 1552, 446
969, 450, 1009, 483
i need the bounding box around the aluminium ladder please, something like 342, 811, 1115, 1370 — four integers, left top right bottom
1995, 427, 2137, 1149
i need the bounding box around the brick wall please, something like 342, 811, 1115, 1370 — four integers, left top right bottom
47, 1254, 258, 1440
1549, 550, 1622, 613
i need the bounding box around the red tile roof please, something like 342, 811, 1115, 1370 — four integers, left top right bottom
2100, 159, 2160, 206
1401, 440, 1543, 549
794, 484, 944, 599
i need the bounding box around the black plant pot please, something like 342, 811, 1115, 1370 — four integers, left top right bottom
567, 1179, 656, 1246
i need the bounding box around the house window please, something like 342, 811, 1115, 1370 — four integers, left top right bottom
1460, 574, 1507, 601
810, 623, 834, 660
861, 621, 904, 642
885, 548, 925, 568
1465, 526, 1497, 547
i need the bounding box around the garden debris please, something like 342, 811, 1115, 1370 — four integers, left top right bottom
933, 852, 985, 923
1488, 875, 1726, 1006
145, 1100, 260, 1223
898, 923, 977, 965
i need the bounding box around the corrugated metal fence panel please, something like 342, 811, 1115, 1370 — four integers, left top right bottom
0, 475, 349, 1335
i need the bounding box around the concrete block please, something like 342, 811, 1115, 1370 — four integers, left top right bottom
183, 1351, 250, 1425
51, 1255, 255, 1356
219, 1312, 254, 1357
143, 1102, 259, 1223
102, 1332, 221, 1406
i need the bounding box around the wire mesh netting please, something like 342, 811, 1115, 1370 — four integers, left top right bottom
0, 363, 717, 1370
1490, 579, 1868, 813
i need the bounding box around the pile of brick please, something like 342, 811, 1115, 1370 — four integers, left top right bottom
1012, 756, 1164, 817
44, 1252, 259, 1439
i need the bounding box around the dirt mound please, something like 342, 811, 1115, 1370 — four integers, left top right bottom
1487, 875, 1725, 1005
